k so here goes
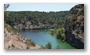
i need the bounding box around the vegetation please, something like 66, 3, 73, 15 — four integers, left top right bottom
26, 39, 35, 46
45, 42, 52, 49
65, 4, 84, 49
4, 4, 84, 49
48, 4, 84, 48
49, 26, 66, 41
4, 4, 10, 10
4, 11, 69, 30
30, 41, 35, 46
4, 23, 17, 34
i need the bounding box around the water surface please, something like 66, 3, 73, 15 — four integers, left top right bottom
19, 30, 75, 49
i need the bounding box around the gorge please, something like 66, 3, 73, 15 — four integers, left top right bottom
4, 4, 84, 49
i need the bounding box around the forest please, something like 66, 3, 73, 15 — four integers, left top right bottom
4, 11, 69, 30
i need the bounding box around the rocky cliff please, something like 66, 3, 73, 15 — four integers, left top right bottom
4, 24, 41, 49
65, 4, 84, 49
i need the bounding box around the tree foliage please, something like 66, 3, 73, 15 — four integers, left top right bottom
4, 11, 69, 30
45, 42, 52, 49
49, 26, 66, 41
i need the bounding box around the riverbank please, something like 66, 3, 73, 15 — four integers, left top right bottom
4, 24, 41, 49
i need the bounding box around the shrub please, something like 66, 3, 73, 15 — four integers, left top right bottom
48, 26, 66, 41
45, 42, 52, 49
48, 29, 55, 35
56, 27, 66, 41
30, 41, 35, 46
26, 39, 35, 46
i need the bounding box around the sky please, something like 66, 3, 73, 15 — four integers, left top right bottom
7, 4, 77, 12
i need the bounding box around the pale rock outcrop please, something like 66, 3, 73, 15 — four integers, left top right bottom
4, 26, 41, 49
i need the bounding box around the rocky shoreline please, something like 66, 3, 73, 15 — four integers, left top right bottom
13, 22, 54, 30
4, 24, 41, 49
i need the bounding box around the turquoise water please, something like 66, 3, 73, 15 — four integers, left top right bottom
19, 30, 75, 49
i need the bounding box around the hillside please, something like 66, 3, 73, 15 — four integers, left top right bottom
4, 24, 41, 49
48, 4, 84, 49
4, 11, 69, 30
65, 4, 84, 49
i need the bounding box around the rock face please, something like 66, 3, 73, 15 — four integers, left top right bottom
4, 24, 41, 49
13, 22, 52, 30
65, 4, 84, 49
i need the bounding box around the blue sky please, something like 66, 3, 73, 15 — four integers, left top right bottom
7, 4, 77, 12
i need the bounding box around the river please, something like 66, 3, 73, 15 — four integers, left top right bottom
19, 30, 76, 49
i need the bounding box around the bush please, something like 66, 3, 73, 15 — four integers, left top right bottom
45, 42, 52, 49
48, 29, 55, 35
30, 41, 35, 46
26, 39, 35, 46
49, 26, 66, 41
56, 27, 66, 41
